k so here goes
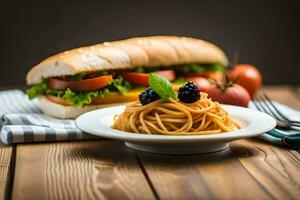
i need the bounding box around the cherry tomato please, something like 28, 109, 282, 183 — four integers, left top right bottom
228, 64, 262, 97
48, 75, 113, 91
122, 70, 175, 86
206, 84, 250, 107
185, 77, 212, 93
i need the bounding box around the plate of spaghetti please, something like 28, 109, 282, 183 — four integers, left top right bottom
76, 74, 276, 154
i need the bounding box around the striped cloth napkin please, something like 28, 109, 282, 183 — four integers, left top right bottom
0, 90, 98, 144
0, 90, 299, 149
249, 102, 300, 149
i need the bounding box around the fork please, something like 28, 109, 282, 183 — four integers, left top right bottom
252, 93, 300, 130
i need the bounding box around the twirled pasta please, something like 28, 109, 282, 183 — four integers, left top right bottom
112, 93, 240, 135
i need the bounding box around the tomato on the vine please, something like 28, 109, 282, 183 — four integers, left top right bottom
228, 64, 262, 97
206, 84, 251, 107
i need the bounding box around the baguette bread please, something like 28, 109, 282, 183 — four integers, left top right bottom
39, 96, 124, 119
27, 36, 228, 84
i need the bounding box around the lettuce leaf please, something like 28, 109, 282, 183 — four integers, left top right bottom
62, 89, 100, 108
131, 63, 224, 74
67, 73, 87, 81
109, 76, 131, 95
174, 63, 224, 74
27, 84, 110, 108
26, 81, 48, 99
26, 81, 63, 99
26, 76, 131, 108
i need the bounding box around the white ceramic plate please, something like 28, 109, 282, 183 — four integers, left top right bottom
75, 105, 276, 154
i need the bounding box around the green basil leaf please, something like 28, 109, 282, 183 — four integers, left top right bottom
149, 73, 177, 101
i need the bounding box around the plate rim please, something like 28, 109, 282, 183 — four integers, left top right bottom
75, 104, 276, 143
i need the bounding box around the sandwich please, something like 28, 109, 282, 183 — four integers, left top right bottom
26, 36, 228, 119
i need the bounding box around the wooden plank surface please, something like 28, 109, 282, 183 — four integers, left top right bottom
190, 147, 272, 200
231, 139, 300, 199
136, 152, 214, 200
0, 144, 13, 200
9, 86, 300, 200
138, 139, 300, 200
12, 140, 156, 200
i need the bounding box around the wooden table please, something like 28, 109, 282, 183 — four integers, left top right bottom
1, 86, 300, 200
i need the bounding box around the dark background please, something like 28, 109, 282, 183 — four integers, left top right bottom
0, 0, 299, 86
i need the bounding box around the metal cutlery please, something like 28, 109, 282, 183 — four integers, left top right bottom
252, 93, 300, 130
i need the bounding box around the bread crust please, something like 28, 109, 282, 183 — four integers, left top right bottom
39, 96, 124, 119
27, 36, 228, 84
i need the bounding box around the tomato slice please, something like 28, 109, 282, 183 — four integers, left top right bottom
155, 70, 176, 81
121, 73, 149, 86
48, 75, 112, 91
184, 71, 223, 82
122, 70, 175, 86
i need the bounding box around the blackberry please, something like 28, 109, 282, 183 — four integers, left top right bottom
139, 87, 160, 105
178, 81, 200, 103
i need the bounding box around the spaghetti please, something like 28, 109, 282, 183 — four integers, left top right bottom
112, 93, 241, 135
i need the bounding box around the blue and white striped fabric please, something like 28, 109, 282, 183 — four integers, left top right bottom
249, 102, 300, 149
0, 90, 98, 144
1, 90, 300, 148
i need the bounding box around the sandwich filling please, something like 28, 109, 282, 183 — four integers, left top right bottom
27, 63, 224, 108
